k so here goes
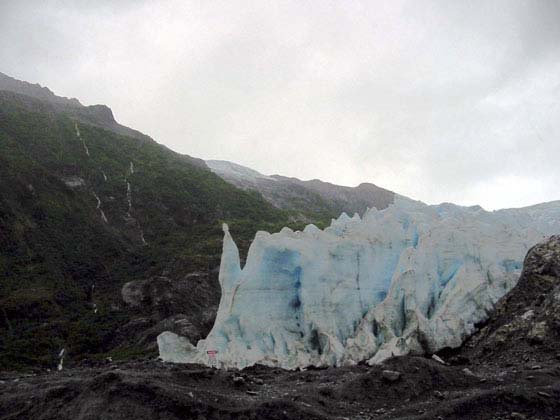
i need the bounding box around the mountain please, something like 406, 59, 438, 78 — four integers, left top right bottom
206, 159, 395, 220
0, 73, 311, 369
0, 72, 165, 146
159, 198, 560, 369
0, 72, 82, 107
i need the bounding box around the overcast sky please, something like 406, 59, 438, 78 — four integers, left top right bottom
1, 1, 559, 210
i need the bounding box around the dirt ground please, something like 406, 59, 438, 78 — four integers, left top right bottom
1, 353, 559, 420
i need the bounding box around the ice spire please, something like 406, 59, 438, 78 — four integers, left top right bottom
214, 223, 243, 324
219, 224, 241, 288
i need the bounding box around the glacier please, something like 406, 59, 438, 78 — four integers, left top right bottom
158, 197, 560, 369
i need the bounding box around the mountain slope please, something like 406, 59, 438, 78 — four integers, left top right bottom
206, 159, 395, 220
0, 79, 305, 369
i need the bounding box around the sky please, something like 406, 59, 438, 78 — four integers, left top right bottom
1, 0, 559, 210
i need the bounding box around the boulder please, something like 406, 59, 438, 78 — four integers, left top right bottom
381, 370, 401, 382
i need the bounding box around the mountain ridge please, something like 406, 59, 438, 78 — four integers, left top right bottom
206, 159, 396, 219
0, 72, 208, 170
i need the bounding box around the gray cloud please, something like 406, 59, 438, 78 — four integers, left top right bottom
1, 0, 559, 210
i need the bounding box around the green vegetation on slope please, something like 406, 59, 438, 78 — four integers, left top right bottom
0, 91, 325, 370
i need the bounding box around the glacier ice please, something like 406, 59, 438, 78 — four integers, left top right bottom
159, 198, 560, 369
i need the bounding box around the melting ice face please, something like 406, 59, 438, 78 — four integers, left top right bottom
158, 198, 560, 369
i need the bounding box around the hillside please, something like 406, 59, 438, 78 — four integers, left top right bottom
0, 83, 307, 369
206, 159, 395, 220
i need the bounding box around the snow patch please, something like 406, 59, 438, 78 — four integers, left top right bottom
206, 160, 277, 185
63, 176, 85, 188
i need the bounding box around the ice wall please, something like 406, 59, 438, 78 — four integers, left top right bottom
159, 198, 560, 369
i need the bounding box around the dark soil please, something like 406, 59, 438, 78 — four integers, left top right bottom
1, 354, 559, 420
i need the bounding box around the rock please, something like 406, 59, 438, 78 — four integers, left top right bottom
121, 274, 217, 322
431, 355, 446, 365
530, 365, 542, 370
462, 368, 477, 377
121, 277, 181, 312
381, 370, 401, 382
537, 391, 552, 398
524, 236, 560, 277
232, 376, 245, 386
121, 272, 219, 348
527, 321, 547, 344
520, 310, 534, 320
129, 315, 209, 352
253, 378, 264, 385
448, 355, 470, 365
510, 412, 526, 419
433, 390, 445, 400
457, 236, 560, 370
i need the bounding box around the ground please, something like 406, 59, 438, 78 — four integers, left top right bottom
1, 354, 559, 420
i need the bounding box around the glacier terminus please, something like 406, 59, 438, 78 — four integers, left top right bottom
158, 197, 560, 369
